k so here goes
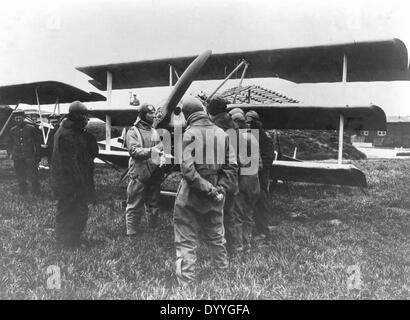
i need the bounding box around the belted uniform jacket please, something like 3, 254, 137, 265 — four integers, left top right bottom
176, 111, 238, 213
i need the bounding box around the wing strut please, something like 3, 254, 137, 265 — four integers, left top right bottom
338, 53, 348, 164
233, 62, 249, 104
35, 87, 49, 145
0, 104, 19, 139
52, 97, 60, 116
174, 68, 180, 80
207, 59, 248, 101
168, 64, 180, 88
106, 71, 112, 151
338, 114, 344, 164
169, 64, 173, 88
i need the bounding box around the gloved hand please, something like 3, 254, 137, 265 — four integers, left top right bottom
154, 143, 164, 152
215, 185, 226, 195
38, 156, 50, 170
208, 186, 225, 202
151, 146, 163, 161
151, 146, 163, 155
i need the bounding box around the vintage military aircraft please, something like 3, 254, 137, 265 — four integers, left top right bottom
75, 38, 410, 192
0, 81, 105, 158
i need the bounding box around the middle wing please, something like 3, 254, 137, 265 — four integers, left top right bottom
89, 103, 386, 130
88, 108, 139, 126
228, 103, 386, 131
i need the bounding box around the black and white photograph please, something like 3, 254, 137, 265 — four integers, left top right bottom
0, 0, 409, 303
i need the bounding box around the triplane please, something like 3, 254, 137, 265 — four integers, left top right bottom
1, 38, 409, 192
77, 38, 409, 191
0, 81, 105, 166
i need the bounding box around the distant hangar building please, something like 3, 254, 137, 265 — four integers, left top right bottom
352, 115, 410, 147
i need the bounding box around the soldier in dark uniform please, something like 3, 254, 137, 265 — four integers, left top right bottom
231, 111, 261, 252
245, 111, 275, 240
174, 97, 238, 284
206, 95, 241, 254
50, 101, 98, 248
46, 114, 61, 161
83, 128, 99, 204
7, 110, 41, 195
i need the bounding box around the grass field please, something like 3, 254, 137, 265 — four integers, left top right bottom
0, 158, 409, 299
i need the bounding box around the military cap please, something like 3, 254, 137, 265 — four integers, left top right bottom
231, 112, 245, 122
206, 95, 228, 116
12, 109, 25, 116
228, 107, 245, 117
139, 102, 156, 121
245, 110, 260, 121
182, 97, 204, 119
68, 101, 88, 115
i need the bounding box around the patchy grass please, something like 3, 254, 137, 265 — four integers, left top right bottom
0, 159, 409, 299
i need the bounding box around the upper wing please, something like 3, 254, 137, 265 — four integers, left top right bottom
77, 38, 409, 90
228, 103, 386, 130
0, 81, 106, 105
89, 50, 213, 128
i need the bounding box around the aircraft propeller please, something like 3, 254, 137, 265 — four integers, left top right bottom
153, 50, 212, 128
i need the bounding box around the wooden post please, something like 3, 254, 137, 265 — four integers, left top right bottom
106, 71, 112, 151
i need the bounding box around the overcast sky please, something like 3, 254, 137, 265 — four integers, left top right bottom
0, 0, 409, 115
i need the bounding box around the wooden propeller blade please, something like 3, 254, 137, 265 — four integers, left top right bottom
154, 50, 212, 128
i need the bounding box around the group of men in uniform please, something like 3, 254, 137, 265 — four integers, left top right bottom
7, 110, 42, 195
124, 103, 162, 235
123, 95, 278, 285
7, 102, 98, 248
7, 95, 278, 284
50, 101, 98, 247
7, 110, 62, 195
